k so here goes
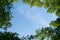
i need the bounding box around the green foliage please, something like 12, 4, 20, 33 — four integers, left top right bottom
23, 0, 43, 7
56, 9, 60, 16
0, 0, 13, 30
50, 18, 60, 27
13, 0, 18, 3
36, 26, 60, 40
20, 35, 36, 40
22, 0, 60, 16
0, 31, 20, 40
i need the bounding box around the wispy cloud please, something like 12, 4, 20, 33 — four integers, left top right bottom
17, 4, 50, 28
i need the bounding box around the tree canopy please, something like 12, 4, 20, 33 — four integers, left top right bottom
36, 26, 60, 40
0, 0, 15, 30
0, 0, 60, 40
50, 18, 60, 27
23, 0, 60, 16
20, 35, 36, 40
0, 31, 20, 40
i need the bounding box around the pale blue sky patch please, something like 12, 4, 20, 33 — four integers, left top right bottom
0, 0, 57, 37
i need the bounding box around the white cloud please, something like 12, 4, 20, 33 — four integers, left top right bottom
16, 4, 51, 28
30, 13, 49, 27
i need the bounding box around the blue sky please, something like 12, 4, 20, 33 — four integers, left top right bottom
0, 0, 57, 37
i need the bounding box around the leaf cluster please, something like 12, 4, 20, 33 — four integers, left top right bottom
0, 0, 13, 30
